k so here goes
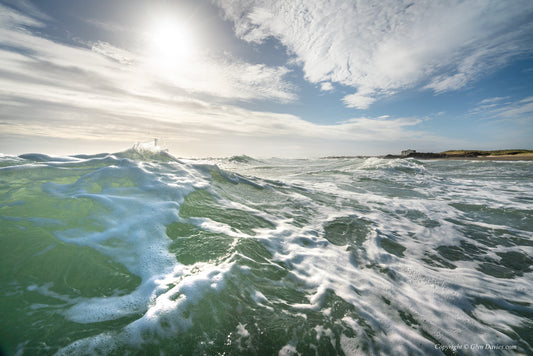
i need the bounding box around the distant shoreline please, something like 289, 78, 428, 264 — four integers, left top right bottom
323, 150, 533, 161
431, 154, 533, 161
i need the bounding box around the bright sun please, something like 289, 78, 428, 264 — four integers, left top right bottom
145, 17, 193, 67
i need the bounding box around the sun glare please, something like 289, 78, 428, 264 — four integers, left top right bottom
145, 17, 193, 68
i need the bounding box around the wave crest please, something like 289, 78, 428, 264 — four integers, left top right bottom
116, 140, 177, 162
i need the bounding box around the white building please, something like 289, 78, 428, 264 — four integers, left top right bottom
401, 149, 416, 156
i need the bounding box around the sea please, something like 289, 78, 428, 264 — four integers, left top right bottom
1, 143, 532, 355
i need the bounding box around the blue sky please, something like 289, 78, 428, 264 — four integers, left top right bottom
0, 0, 532, 157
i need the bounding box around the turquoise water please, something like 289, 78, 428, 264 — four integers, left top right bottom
1, 145, 532, 355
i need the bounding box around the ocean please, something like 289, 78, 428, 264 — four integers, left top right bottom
1, 144, 532, 355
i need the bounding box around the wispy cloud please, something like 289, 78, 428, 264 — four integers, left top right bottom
0, 3, 449, 156
84, 18, 131, 34
479, 97, 511, 105
470, 96, 533, 124
214, 0, 533, 109
0, 4, 297, 104
1, 0, 50, 22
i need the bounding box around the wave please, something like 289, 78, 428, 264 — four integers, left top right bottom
359, 156, 427, 174
1, 150, 532, 355
227, 154, 260, 164
115, 140, 178, 162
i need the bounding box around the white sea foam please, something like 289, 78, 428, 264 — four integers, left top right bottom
3, 153, 531, 354
43, 153, 249, 354
213, 157, 532, 354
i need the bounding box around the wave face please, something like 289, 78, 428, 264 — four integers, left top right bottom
1, 150, 532, 355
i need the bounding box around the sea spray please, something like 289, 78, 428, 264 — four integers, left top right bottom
1, 149, 532, 355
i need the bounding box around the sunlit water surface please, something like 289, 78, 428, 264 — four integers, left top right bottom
1, 147, 532, 355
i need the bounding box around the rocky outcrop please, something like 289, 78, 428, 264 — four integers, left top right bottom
407, 152, 446, 159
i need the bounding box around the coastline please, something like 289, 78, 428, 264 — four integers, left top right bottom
323, 153, 533, 161
381, 149, 533, 161
435, 154, 533, 161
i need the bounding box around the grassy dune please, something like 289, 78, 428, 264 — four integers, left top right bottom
441, 149, 533, 157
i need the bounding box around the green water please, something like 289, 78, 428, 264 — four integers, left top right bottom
1, 152, 532, 355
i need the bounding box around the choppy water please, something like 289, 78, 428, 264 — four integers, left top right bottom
1, 144, 532, 355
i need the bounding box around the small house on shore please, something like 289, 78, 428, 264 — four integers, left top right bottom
401, 149, 416, 156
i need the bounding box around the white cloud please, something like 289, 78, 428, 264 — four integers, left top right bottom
214, 0, 533, 108
425, 73, 468, 93
0, 0, 50, 23
493, 98, 533, 120
320, 82, 333, 92
342, 90, 377, 110
85, 18, 131, 34
0, 91, 440, 157
479, 97, 510, 105
0, 2, 44, 28
0, 4, 297, 105
519, 96, 533, 104
470, 96, 533, 124
164, 57, 297, 102
91, 42, 134, 64
0, 3, 450, 157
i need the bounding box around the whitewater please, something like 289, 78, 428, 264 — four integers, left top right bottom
0, 144, 532, 355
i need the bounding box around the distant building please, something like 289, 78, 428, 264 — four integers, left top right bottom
401, 149, 416, 156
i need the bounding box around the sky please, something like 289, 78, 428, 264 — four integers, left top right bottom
0, 0, 532, 157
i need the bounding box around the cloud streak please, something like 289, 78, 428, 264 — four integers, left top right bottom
0, 5, 297, 104
214, 0, 533, 109
0, 3, 453, 156
471, 96, 533, 123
